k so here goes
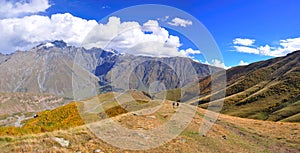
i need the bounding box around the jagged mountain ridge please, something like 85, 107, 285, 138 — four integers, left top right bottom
0, 40, 221, 99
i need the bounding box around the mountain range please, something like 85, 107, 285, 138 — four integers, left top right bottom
0, 40, 221, 100
0, 40, 299, 122
0, 40, 299, 152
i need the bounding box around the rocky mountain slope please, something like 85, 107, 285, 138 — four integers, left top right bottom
0, 53, 9, 64
0, 41, 100, 98
188, 51, 300, 122
0, 40, 221, 99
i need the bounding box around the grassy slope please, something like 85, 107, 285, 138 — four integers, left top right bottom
0, 102, 299, 153
186, 51, 300, 122
0, 90, 154, 136
0, 102, 83, 136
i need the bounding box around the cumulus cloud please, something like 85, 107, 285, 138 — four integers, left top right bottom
179, 48, 201, 57
232, 37, 300, 57
270, 38, 300, 56
238, 60, 249, 66
204, 59, 230, 69
0, 0, 51, 19
0, 13, 98, 53
233, 38, 255, 46
125, 42, 181, 57
84, 16, 200, 57
0, 14, 201, 58
211, 59, 230, 69
168, 17, 192, 27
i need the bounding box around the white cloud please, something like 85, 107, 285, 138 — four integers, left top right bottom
233, 38, 255, 46
157, 16, 169, 22
211, 59, 230, 69
233, 46, 260, 54
125, 42, 181, 57
165, 35, 181, 48
0, 0, 51, 19
83, 16, 201, 57
238, 60, 249, 66
258, 44, 272, 56
270, 38, 300, 56
233, 37, 300, 57
280, 37, 300, 49
204, 59, 230, 69
0, 13, 98, 53
168, 17, 192, 27
179, 48, 201, 57
0, 14, 201, 58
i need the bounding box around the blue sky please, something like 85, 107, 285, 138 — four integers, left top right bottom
0, 0, 299, 68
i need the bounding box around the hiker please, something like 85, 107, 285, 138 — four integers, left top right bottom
172, 102, 175, 108
176, 102, 179, 107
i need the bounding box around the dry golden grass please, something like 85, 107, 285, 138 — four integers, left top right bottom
0, 101, 299, 153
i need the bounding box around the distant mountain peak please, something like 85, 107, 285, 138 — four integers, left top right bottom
51, 40, 68, 48
105, 48, 119, 54
36, 40, 68, 49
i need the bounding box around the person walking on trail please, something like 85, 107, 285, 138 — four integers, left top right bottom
172, 102, 175, 108
176, 102, 179, 107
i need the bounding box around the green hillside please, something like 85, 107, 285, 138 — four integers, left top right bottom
185, 51, 300, 122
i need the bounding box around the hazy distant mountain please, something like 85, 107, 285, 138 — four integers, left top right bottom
191, 51, 300, 122
0, 40, 221, 99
